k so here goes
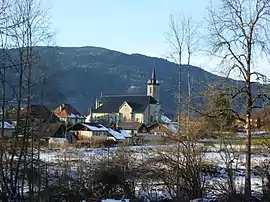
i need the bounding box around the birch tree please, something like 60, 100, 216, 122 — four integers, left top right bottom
207, 0, 270, 200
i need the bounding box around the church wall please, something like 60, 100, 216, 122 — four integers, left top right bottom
119, 103, 132, 121
134, 113, 144, 123
143, 106, 150, 125
143, 104, 161, 125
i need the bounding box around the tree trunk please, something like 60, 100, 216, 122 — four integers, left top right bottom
1, 49, 6, 137
245, 74, 252, 201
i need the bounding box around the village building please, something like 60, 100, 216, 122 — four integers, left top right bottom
117, 122, 149, 134
88, 69, 162, 127
0, 121, 15, 137
68, 122, 131, 142
147, 122, 177, 136
53, 103, 85, 125
235, 108, 270, 130
7, 104, 60, 126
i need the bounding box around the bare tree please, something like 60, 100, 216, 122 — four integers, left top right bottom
0, 0, 53, 199
207, 0, 270, 200
0, 1, 10, 137
167, 14, 186, 201
184, 17, 199, 135
167, 14, 202, 200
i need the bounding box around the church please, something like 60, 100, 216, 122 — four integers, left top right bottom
88, 69, 162, 126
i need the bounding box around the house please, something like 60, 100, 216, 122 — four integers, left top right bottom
147, 122, 176, 136
68, 122, 131, 142
235, 108, 270, 130
118, 122, 149, 135
89, 68, 161, 125
6, 104, 60, 126
68, 122, 109, 141
32, 122, 66, 139
0, 121, 15, 137
107, 128, 132, 141
53, 103, 85, 125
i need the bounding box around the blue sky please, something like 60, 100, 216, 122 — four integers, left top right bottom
43, 0, 269, 78
46, 0, 208, 56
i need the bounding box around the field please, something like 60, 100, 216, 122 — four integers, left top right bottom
39, 136, 270, 201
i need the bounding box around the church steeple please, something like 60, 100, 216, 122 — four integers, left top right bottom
150, 67, 157, 85
147, 67, 160, 102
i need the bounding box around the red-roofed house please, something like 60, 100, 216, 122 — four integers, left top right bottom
53, 104, 85, 125
235, 108, 270, 130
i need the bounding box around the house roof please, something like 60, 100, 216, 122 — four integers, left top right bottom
250, 109, 270, 119
53, 104, 84, 119
238, 108, 270, 120
68, 122, 108, 132
147, 122, 177, 134
0, 121, 15, 129
93, 95, 158, 113
107, 128, 126, 140
17, 105, 59, 122
32, 122, 65, 138
118, 122, 148, 131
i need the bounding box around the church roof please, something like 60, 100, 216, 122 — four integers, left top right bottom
93, 95, 158, 113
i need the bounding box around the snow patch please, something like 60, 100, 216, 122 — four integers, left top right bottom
81, 123, 108, 131
0, 121, 15, 129
68, 113, 84, 118
102, 200, 129, 202
107, 128, 126, 140
161, 115, 171, 123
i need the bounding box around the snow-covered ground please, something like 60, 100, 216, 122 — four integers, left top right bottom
40, 143, 270, 201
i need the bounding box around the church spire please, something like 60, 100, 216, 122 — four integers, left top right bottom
151, 67, 156, 82
150, 66, 158, 85
147, 66, 160, 102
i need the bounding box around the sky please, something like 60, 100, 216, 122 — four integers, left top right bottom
43, 0, 269, 79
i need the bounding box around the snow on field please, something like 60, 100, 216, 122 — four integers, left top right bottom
102, 199, 129, 202
40, 144, 270, 200
39, 144, 270, 167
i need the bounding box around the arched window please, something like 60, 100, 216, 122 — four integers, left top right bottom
150, 115, 153, 122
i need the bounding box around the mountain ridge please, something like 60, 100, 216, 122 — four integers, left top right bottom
3, 46, 247, 116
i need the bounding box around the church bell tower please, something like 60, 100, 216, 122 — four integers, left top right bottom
147, 68, 160, 102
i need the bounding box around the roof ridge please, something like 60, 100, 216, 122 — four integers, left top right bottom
102, 94, 146, 97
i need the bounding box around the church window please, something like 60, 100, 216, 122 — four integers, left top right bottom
150, 115, 153, 122
149, 88, 152, 94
